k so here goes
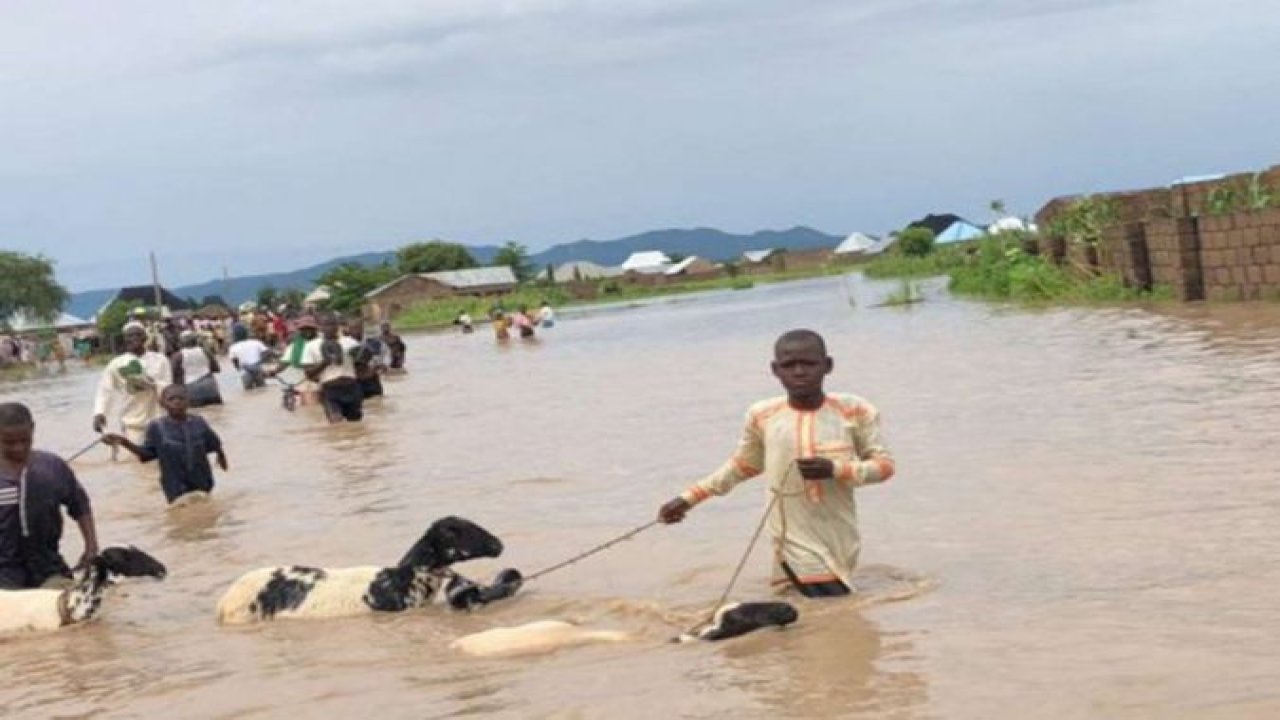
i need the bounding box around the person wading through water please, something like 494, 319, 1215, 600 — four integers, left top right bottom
0, 403, 99, 590
93, 322, 171, 446
171, 331, 223, 407
346, 320, 385, 399
104, 385, 228, 505
302, 314, 363, 423
657, 329, 895, 598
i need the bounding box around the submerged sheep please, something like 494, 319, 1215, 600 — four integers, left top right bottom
451, 602, 799, 658
216, 516, 520, 624
0, 546, 167, 634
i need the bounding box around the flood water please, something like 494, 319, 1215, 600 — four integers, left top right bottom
3, 274, 1280, 719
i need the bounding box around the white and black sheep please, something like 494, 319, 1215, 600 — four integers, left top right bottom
216, 516, 515, 624
0, 546, 167, 634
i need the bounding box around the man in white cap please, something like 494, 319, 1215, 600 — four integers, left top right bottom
92, 322, 172, 445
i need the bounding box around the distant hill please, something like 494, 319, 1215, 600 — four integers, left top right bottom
66, 226, 841, 318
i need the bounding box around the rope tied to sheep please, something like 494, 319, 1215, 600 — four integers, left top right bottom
680, 494, 777, 637
64, 435, 104, 463
523, 519, 661, 583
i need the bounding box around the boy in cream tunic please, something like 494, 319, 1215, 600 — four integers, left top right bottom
658, 329, 894, 597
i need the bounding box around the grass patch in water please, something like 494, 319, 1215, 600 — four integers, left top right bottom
866, 234, 1173, 305
877, 279, 924, 307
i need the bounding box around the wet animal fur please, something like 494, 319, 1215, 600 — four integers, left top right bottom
0, 546, 167, 634
450, 602, 799, 658
675, 602, 799, 643
216, 516, 503, 625
450, 620, 633, 658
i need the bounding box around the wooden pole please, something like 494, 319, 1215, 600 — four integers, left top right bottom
150, 251, 162, 314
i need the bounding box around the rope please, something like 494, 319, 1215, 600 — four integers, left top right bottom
682, 494, 778, 636
64, 436, 104, 464
523, 519, 661, 583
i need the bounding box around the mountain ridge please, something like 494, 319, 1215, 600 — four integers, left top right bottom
65, 226, 843, 318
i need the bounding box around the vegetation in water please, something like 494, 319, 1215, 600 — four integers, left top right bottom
864, 231, 1171, 304
878, 279, 923, 307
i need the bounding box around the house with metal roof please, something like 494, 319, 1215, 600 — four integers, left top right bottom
906, 213, 985, 244
742, 249, 778, 264
4, 311, 93, 334
620, 251, 672, 272
536, 261, 623, 283
833, 232, 877, 255
664, 256, 719, 277
363, 266, 518, 322
94, 285, 194, 319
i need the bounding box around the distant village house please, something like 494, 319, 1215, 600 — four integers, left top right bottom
363, 266, 518, 322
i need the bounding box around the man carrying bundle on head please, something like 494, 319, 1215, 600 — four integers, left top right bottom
657, 329, 895, 598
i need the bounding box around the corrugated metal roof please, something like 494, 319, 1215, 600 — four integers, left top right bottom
621, 251, 671, 270
538, 261, 623, 282
425, 266, 518, 288
834, 233, 875, 254
365, 266, 519, 299
664, 256, 702, 275
742, 249, 776, 263
5, 311, 91, 332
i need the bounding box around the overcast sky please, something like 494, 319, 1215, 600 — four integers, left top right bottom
3, 0, 1278, 291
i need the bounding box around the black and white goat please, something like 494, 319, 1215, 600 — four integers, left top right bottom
0, 546, 167, 634
216, 516, 518, 625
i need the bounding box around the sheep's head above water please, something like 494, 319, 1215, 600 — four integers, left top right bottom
398, 516, 503, 570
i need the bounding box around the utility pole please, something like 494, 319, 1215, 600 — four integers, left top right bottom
150, 251, 163, 315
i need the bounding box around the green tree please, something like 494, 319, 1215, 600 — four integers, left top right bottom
279, 287, 307, 309
492, 241, 533, 282
316, 262, 400, 314
989, 199, 1007, 218
897, 227, 937, 257
256, 284, 279, 308
0, 251, 69, 327
97, 299, 143, 339
396, 241, 477, 274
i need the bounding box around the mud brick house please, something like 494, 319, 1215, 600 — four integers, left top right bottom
363, 266, 518, 322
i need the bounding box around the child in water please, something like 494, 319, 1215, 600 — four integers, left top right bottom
657, 329, 895, 598
104, 384, 228, 504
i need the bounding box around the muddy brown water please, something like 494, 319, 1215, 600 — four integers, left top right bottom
3, 275, 1279, 719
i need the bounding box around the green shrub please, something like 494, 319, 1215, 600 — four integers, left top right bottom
897, 227, 937, 257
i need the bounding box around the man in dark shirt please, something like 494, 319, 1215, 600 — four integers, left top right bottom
0, 402, 99, 589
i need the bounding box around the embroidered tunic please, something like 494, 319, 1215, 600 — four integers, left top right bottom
680, 394, 895, 589
93, 352, 172, 443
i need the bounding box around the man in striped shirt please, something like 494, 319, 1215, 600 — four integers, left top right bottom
0, 403, 98, 589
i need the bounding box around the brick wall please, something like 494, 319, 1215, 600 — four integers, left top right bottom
1198, 209, 1280, 300
1033, 161, 1280, 301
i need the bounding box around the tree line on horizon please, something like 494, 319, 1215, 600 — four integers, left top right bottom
0, 237, 533, 332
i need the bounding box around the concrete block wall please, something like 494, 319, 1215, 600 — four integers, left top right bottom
1033, 162, 1280, 301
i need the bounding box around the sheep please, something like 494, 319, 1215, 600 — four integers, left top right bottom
673, 601, 798, 642
0, 546, 167, 635
215, 516, 508, 625
450, 602, 799, 658
451, 620, 632, 658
